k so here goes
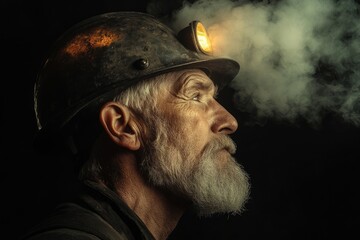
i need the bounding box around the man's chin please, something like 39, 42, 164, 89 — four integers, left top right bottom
186, 157, 250, 217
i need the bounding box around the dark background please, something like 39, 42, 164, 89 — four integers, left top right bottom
1, 0, 359, 239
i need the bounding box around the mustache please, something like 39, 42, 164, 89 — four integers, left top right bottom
204, 135, 237, 155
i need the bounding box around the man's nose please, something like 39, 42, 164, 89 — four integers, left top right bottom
211, 102, 238, 134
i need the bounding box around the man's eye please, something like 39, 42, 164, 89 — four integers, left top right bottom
192, 93, 201, 101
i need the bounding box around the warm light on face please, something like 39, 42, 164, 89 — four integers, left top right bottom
195, 22, 213, 54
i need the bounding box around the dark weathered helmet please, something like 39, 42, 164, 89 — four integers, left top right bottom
34, 11, 240, 148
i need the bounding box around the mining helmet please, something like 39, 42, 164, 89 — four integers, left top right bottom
34, 11, 240, 147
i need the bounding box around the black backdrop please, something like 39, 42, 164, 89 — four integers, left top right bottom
2, 0, 359, 239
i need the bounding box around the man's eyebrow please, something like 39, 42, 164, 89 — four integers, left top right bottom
182, 75, 219, 97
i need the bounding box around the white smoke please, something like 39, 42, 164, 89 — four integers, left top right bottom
167, 0, 360, 127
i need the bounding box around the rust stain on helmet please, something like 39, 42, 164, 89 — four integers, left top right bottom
64, 28, 121, 57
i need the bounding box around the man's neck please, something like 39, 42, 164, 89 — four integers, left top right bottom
114, 154, 186, 240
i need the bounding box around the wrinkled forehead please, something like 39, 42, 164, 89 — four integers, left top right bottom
170, 69, 216, 93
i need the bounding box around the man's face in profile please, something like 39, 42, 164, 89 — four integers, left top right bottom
140, 69, 250, 216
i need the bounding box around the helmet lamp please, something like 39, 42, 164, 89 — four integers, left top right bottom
178, 21, 213, 55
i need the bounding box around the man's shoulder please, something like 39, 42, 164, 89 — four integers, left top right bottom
21, 202, 131, 240
24, 228, 103, 240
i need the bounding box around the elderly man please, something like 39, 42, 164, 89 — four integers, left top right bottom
24, 11, 250, 240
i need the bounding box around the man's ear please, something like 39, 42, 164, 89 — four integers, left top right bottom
99, 102, 140, 151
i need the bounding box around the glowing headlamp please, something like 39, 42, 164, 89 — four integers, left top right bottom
178, 21, 213, 55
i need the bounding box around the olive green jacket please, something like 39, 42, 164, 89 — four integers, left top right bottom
21, 180, 155, 240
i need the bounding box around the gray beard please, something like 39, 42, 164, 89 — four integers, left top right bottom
140, 118, 250, 217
